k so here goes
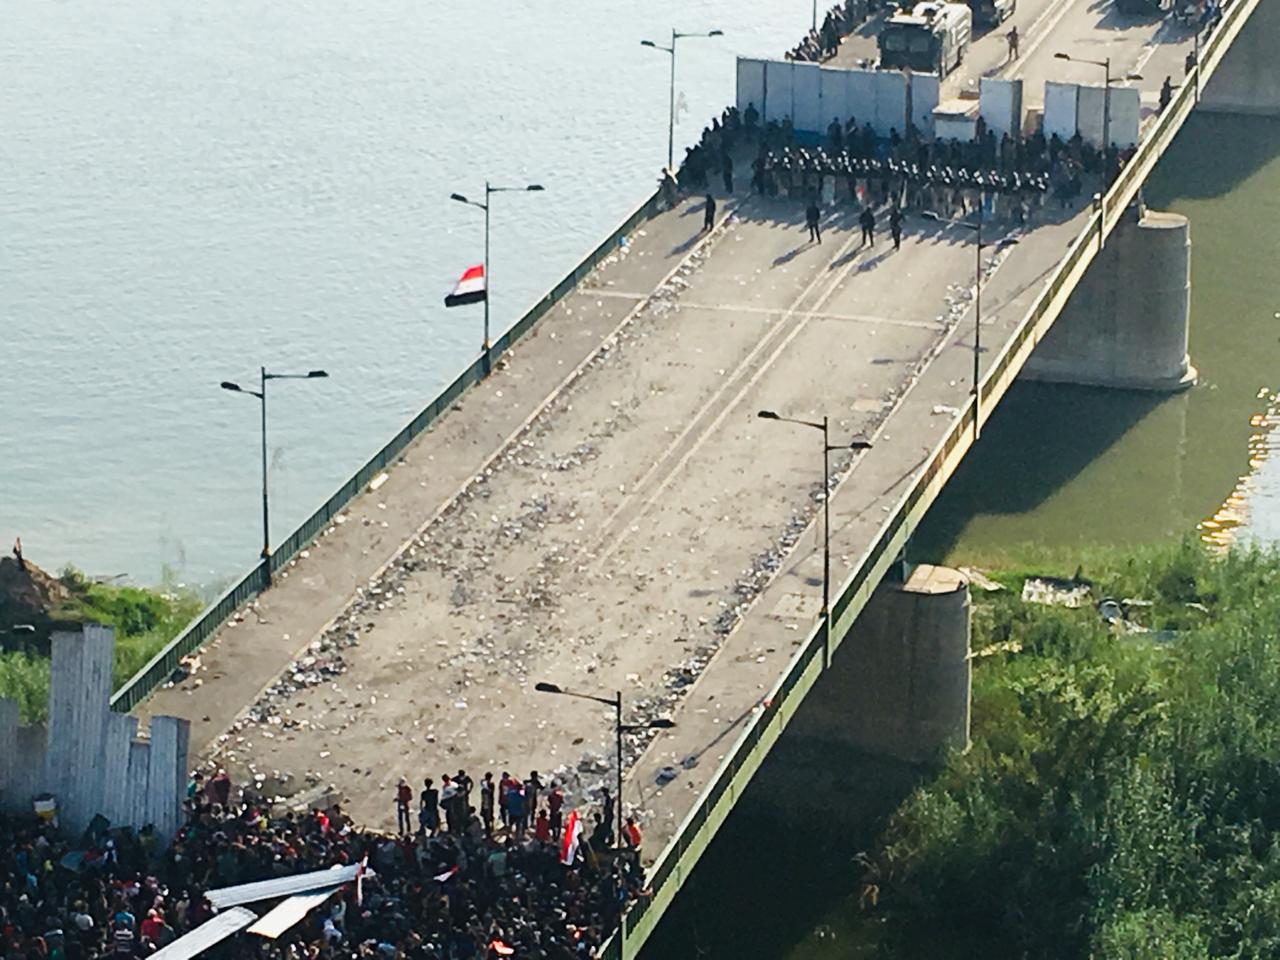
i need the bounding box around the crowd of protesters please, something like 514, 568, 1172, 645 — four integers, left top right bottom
785, 0, 876, 62
0, 770, 644, 960
675, 100, 1144, 232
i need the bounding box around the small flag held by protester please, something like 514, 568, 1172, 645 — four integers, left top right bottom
559, 810, 583, 866
433, 865, 460, 883
489, 940, 515, 957
444, 264, 486, 306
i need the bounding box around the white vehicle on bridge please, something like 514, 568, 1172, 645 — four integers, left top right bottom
878, 2, 973, 76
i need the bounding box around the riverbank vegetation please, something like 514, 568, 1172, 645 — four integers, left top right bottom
870, 540, 1280, 958
0, 566, 201, 723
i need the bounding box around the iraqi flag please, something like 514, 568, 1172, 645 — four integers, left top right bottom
559, 810, 583, 866
432, 865, 460, 884
444, 264, 486, 307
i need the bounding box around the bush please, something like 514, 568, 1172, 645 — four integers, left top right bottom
0, 568, 202, 723
870, 543, 1280, 958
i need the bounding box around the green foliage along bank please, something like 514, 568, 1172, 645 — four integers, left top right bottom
0, 567, 201, 723
871, 540, 1280, 959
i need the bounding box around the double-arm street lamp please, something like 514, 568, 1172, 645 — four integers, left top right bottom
969, 220, 1019, 440
1053, 53, 1143, 242
220, 368, 328, 586
923, 209, 1019, 439
450, 182, 545, 373
756, 412, 873, 669
641, 29, 724, 173
534, 682, 674, 850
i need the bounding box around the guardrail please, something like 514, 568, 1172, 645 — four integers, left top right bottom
110, 188, 665, 713
603, 2, 1261, 954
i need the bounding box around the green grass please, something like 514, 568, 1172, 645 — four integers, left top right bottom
0, 566, 203, 724
870, 541, 1280, 959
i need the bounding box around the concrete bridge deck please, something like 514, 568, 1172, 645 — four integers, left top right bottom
133, 0, 1267, 952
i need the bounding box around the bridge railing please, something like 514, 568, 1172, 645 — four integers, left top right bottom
110, 188, 664, 713
604, 1, 1263, 952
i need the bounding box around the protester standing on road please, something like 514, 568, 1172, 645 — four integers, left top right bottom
525, 771, 543, 818
860, 205, 876, 246
419, 777, 439, 835
805, 198, 822, 244
480, 772, 496, 836
548, 781, 565, 840
703, 194, 717, 233
890, 205, 903, 250
602, 786, 616, 846
505, 780, 526, 836
395, 778, 413, 834
498, 771, 514, 830
1159, 75, 1173, 112
1007, 25, 1019, 61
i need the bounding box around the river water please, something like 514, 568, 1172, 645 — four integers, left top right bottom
641, 112, 1280, 960
1, 0, 812, 586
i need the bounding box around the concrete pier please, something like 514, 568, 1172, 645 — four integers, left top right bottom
1023, 209, 1196, 392
1201, 0, 1280, 117
791, 565, 972, 765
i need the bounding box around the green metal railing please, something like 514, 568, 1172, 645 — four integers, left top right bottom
110, 188, 664, 713
603, 2, 1262, 953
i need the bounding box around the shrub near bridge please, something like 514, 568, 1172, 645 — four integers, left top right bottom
0, 566, 202, 723
872, 542, 1280, 959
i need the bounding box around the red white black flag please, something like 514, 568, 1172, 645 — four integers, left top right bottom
559, 810, 583, 866
444, 264, 486, 307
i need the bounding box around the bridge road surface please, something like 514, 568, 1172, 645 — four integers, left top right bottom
141, 0, 1196, 840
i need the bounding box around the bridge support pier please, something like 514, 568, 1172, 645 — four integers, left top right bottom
1200, 0, 1280, 117
791, 565, 971, 764
1022, 208, 1196, 392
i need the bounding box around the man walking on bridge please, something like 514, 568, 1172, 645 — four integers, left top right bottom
805, 198, 822, 244
1006, 25, 1019, 62
859, 205, 875, 246
703, 194, 717, 233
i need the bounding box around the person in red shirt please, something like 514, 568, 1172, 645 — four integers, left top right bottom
623, 816, 642, 852
139, 910, 163, 946
547, 783, 564, 841
534, 809, 551, 844
395, 778, 413, 834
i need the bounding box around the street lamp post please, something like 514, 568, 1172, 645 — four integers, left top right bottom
450, 183, 545, 373
220, 368, 328, 586
641, 29, 724, 173
920, 208, 1019, 440
533, 682, 674, 852
756, 412, 873, 669
1053, 53, 1142, 242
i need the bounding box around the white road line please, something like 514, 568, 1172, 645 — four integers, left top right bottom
592, 283, 946, 329
1008, 0, 1084, 78
583, 224, 873, 567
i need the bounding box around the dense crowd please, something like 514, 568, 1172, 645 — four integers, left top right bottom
676, 101, 1144, 228
785, 0, 874, 62
0, 772, 643, 960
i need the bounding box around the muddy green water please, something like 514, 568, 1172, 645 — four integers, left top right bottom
641, 112, 1280, 960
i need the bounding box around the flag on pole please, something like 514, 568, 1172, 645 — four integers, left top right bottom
559, 810, 583, 866
444, 264, 486, 307
355, 856, 368, 906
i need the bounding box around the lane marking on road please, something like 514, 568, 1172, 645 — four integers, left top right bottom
592, 283, 948, 329
1007, 0, 1085, 78
580, 210, 875, 568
